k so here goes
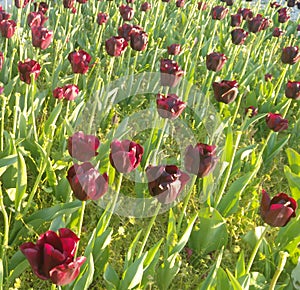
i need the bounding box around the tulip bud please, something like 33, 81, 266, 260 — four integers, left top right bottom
0, 51, 4, 71
160, 59, 184, 87
285, 81, 300, 100
211, 6, 228, 20
167, 43, 181, 55
0, 19, 16, 38
68, 50, 91, 74
272, 27, 284, 37
245, 106, 258, 117
230, 13, 243, 27
141, 2, 151, 12
105, 36, 128, 57
31, 26, 53, 50
206, 52, 227, 72
119, 4, 134, 21
18, 59, 41, 84
130, 30, 148, 51
231, 28, 248, 45
212, 80, 238, 104
156, 93, 186, 119
281, 46, 300, 65
97, 12, 109, 25
266, 113, 288, 132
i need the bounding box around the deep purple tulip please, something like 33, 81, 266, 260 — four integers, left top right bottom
197, 2, 207, 10
119, 4, 134, 21
130, 30, 148, 51
27, 12, 48, 28
176, 0, 185, 7
105, 36, 128, 57
141, 2, 151, 11
231, 28, 248, 45
53, 85, 79, 101
67, 162, 108, 200
31, 26, 53, 50
272, 27, 284, 37
160, 59, 184, 87
110, 139, 144, 173
206, 52, 227, 72
224, 0, 234, 6
287, 0, 296, 7
265, 73, 273, 82
230, 13, 243, 27
18, 59, 41, 84
211, 6, 228, 20
156, 93, 186, 119
247, 14, 271, 33
146, 165, 190, 204
278, 8, 290, 23
20, 228, 86, 285
0, 7, 10, 21
245, 106, 258, 117
63, 0, 75, 8
237, 8, 253, 20
53, 87, 64, 99
285, 81, 300, 100
266, 113, 288, 132
97, 12, 109, 25
35, 2, 48, 14
0, 51, 4, 71
68, 131, 100, 161
118, 23, 142, 41
167, 43, 181, 55
281, 46, 300, 65
68, 50, 91, 74
0, 19, 16, 38
77, 0, 87, 3
184, 143, 218, 178
270, 2, 281, 8
212, 80, 238, 104
15, 0, 32, 8
260, 190, 297, 227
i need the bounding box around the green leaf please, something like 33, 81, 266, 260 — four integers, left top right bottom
72, 253, 93, 290
124, 230, 142, 269
7, 251, 29, 287
284, 166, 300, 201
276, 218, 300, 249
235, 251, 246, 278
286, 148, 300, 175
216, 268, 231, 290
0, 259, 3, 289
144, 238, 163, 270
166, 208, 177, 256
264, 135, 290, 164
104, 264, 120, 290
0, 154, 17, 177
226, 269, 243, 290
15, 151, 27, 211
221, 126, 234, 163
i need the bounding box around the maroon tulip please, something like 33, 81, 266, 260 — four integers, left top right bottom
206, 52, 227, 72
110, 139, 144, 174
67, 162, 108, 200
272, 27, 284, 37
247, 14, 270, 33
285, 81, 300, 100
31, 26, 53, 50
146, 165, 190, 204
0, 8, 10, 21
18, 59, 41, 84
270, 2, 281, 8
0, 87, 3, 94
265, 73, 273, 82
231, 28, 248, 45
63, 0, 75, 8
130, 30, 148, 51
68, 50, 91, 74
287, 0, 296, 7
167, 43, 181, 55
184, 143, 218, 178
0, 19, 16, 38
297, 24, 300, 32
266, 113, 288, 132
35, 2, 48, 14
126, 0, 135, 3
15, 0, 32, 8
160, 59, 184, 87
197, 2, 207, 10
212, 80, 238, 104
176, 0, 185, 7
141, 2, 151, 12
97, 12, 109, 25
77, 0, 87, 3
63, 84, 79, 101
27, 12, 48, 28
245, 106, 258, 117
119, 4, 134, 21
162, 0, 171, 2
0, 52, 4, 71
105, 36, 128, 57
20, 228, 86, 285
53, 87, 64, 99
260, 190, 297, 227
224, 0, 233, 6
278, 8, 290, 23
230, 13, 243, 27
211, 6, 228, 20
237, 8, 253, 20
281, 46, 300, 65
156, 93, 186, 119
118, 23, 142, 41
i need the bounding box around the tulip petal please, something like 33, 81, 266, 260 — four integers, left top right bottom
265, 204, 295, 227
43, 243, 66, 277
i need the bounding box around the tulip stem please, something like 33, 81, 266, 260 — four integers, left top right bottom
272, 65, 288, 105
0, 183, 9, 260
269, 251, 289, 290
111, 173, 123, 213
77, 201, 86, 239
51, 284, 57, 290
246, 225, 269, 274
152, 118, 168, 165
0, 95, 6, 151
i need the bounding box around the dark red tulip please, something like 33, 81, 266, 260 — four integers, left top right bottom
176, 0, 185, 7
0, 19, 16, 38
224, 0, 234, 6
105, 36, 128, 57
278, 8, 290, 23
67, 162, 108, 200
265, 73, 273, 82
247, 14, 271, 33
206, 52, 227, 72
184, 143, 218, 178
156, 93, 186, 119
281, 46, 300, 65
211, 6, 228, 20
146, 165, 190, 204
285, 81, 300, 100
167, 43, 181, 55
20, 228, 86, 285
68, 50, 91, 74
297, 24, 300, 31
212, 80, 238, 104
162, 0, 171, 2
118, 23, 142, 41
272, 27, 284, 37
130, 30, 148, 51
231, 28, 248, 45
119, 4, 134, 21
270, 2, 281, 8
77, 0, 88, 3
245, 106, 258, 117
109, 139, 144, 173
0, 87, 3, 94
18, 59, 41, 84
260, 190, 297, 227
160, 59, 184, 87
63, 84, 79, 101
230, 13, 243, 27
53, 87, 64, 99
31, 26, 53, 50
237, 8, 253, 20
266, 113, 288, 132
197, 2, 207, 10
27, 12, 48, 28
15, 0, 32, 8
63, 0, 75, 8
287, 0, 296, 7
97, 12, 109, 25
35, 2, 48, 14
126, 0, 135, 3
0, 7, 10, 21
141, 2, 151, 11
0, 52, 4, 71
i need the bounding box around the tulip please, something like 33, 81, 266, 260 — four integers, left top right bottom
119, 4, 134, 21
27, 12, 48, 28
245, 106, 258, 117
285, 81, 300, 100
15, 0, 31, 8
231, 28, 248, 45
176, 0, 185, 7
0, 19, 16, 38
266, 113, 288, 132
287, 0, 296, 6
247, 14, 270, 33
260, 190, 297, 227
156, 93, 186, 119
141, 2, 151, 12
0, 52, 4, 71
53, 87, 64, 99
281, 46, 300, 65
146, 165, 190, 204
63, 84, 79, 101
160, 58, 184, 87
272, 27, 284, 37
167, 43, 181, 55
31, 26, 53, 50
63, 0, 75, 8
184, 143, 218, 178
206, 52, 227, 72
105, 36, 128, 57
270, 2, 281, 8
212, 80, 238, 104
67, 162, 108, 200
224, 0, 233, 6
97, 12, 109, 25
0, 87, 3, 94
265, 73, 273, 82
68, 131, 100, 161
68, 50, 91, 74
230, 13, 243, 27
130, 30, 148, 51
110, 139, 143, 174
197, 2, 207, 10
118, 23, 142, 41
18, 59, 41, 84
0, 8, 10, 21
77, 0, 88, 3
35, 2, 48, 14
278, 8, 290, 23
162, 0, 171, 2
237, 8, 253, 20
211, 6, 228, 20
20, 228, 86, 285
126, 0, 135, 3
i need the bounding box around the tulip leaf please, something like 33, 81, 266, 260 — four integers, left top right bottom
263, 134, 290, 164
124, 230, 142, 269
0, 259, 3, 289
291, 258, 300, 289
0, 154, 17, 177
42, 101, 63, 140
221, 126, 233, 163
166, 209, 177, 256
7, 251, 29, 287
216, 268, 231, 290
15, 151, 27, 212
235, 251, 246, 279
226, 269, 243, 290
104, 264, 120, 290
243, 113, 268, 131
143, 238, 163, 271
276, 218, 300, 249
286, 148, 300, 175
284, 165, 300, 201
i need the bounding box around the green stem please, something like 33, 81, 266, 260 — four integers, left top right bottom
0, 95, 6, 151
51, 284, 57, 290
272, 66, 288, 105
74, 201, 86, 258
246, 225, 269, 274
0, 183, 9, 260
30, 78, 38, 142
152, 118, 168, 165
269, 251, 289, 290
230, 91, 244, 127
